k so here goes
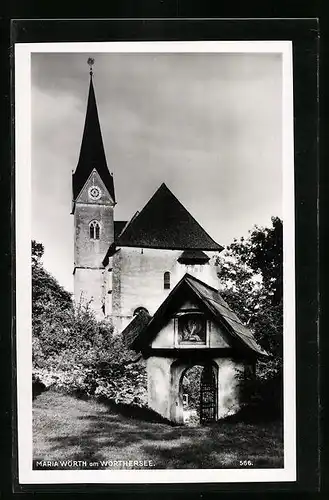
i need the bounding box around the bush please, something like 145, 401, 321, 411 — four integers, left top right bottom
32, 296, 148, 408
33, 363, 148, 407
238, 366, 283, 422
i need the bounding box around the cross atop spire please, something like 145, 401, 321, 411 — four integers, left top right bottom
87, 57, 94, 77
72, 61, 115, 202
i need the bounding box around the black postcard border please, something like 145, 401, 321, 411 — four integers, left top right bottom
8, 18, 319, 494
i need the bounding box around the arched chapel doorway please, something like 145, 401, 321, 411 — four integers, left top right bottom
171, 360, 218, 425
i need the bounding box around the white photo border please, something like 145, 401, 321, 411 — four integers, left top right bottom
15, 40, 295, 484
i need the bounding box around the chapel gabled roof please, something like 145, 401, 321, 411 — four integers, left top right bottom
72, 74, 115, 202
124, 273, 267, 357
115, 183, 223, 251
122, 309, 152, 349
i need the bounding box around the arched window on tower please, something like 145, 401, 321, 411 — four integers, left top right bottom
89, 220, 100, 240
164, 271, 171, 290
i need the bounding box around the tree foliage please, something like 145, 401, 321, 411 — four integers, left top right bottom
32, 240, 73, 336
32, 240, 147, 408
182, 365, 203, 412
217, 217, 283, 378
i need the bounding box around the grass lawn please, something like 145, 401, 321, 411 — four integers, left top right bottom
33, 390, 283, 470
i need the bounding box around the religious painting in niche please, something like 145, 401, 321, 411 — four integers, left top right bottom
178, 314, 206, 344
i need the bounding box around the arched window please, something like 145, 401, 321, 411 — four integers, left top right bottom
164, 271, 171, 290
133, 306, 149, 316
89, 220, 100, 240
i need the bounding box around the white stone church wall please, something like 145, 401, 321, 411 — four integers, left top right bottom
109, 246, 220, 332
74, 267, 105, 318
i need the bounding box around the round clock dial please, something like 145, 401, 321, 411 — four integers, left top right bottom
88, 186, 101, 200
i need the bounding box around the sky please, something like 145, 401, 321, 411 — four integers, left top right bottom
31, 51, 282, 293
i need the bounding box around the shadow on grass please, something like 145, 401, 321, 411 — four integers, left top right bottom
220, 403, 283, 425
32, 380, 47, 400
60, 389, 177, 425
33, 391, 284, 470
99, 397, 176, 426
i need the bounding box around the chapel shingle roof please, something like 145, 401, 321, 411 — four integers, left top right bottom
122, 309, 152, 349
115, 183, 223, 251
72, 75, 115, 201
124, 273, 267, 357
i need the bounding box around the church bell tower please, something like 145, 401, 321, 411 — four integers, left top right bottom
72, 59, 115, 315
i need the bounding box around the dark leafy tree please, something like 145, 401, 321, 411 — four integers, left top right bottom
32, 240, 147, 407
223, 216, 283, 306
32, 240, 44, 264
217, 217, 283, 377
32, 240, 73, 337
216, 218, 283, 419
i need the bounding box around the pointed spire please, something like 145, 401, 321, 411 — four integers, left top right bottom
72, 59, 115, 202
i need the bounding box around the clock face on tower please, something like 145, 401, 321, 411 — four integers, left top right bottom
88, 185, 102, 201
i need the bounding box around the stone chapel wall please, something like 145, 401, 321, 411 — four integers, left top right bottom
213, 357, 246, 418
147, 356, 249, 424
147, 356, 175, 421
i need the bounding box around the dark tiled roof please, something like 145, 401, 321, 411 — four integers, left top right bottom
129, 273, 267, 357
72, 76, 115, 201
114, 221, 128, 239
184, 275, 267, 355
177, 249, 210, 264
116, 183, 223, 251
102, 221, 128, 267
122, 309, 152, 348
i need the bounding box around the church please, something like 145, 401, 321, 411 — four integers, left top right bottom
71, 64, 267, 423
72, 65, 223, 332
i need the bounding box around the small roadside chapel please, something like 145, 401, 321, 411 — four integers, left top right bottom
123, 273, 267, 425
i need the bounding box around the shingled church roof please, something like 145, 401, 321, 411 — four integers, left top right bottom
72, 74, 115, 201
114, 221, 128, 239
123, 273, 267, 357
115, 183, 223, 251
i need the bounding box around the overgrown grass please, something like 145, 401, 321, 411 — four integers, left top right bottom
33, 390, 283, 470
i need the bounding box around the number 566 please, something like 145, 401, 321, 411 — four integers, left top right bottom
239, 460, 253, 466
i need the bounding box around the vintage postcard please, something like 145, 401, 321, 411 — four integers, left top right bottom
15, 40, 295, 484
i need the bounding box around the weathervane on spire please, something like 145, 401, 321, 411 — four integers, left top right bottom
87, 57, 95, 77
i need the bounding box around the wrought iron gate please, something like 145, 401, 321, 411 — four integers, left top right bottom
200, 364, 217, 424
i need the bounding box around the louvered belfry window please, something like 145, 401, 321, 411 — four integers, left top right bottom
89, 220, 100, 240
164, 271, 171, 290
